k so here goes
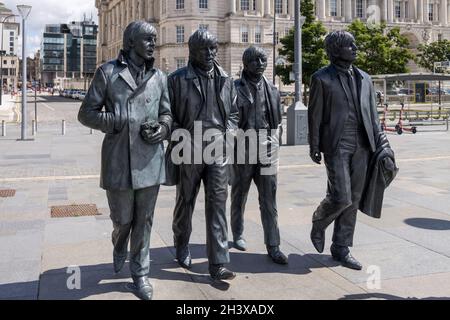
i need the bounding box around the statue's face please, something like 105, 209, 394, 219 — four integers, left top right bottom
244, 54, 268, 79
131, 32, 156, 61
338, 39, 358, 63
190, 41, 218, 71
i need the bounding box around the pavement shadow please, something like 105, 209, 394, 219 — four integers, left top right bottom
340, 293, 450, 300
0, 245, 341, 300
404, 218, 450, 230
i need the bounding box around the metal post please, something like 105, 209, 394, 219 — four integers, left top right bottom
273, 0, 276, 85
20, 16, 27, 140
32, 119, 35, 136
294, 0, 301, 103
90, 128, 93, 135
1, 120, 5, 136
0, 51, 3, 106
62, 119, 66, 135
34, 82, 37, 132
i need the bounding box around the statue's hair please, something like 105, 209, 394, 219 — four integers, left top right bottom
123, 21, 157, 53
188, 29, 218, 55
242, 46, 267, 66
324, 30, 355, 61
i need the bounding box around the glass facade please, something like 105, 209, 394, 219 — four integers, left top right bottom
41, 20, 98, 84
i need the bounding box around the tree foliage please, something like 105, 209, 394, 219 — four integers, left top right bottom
346, 20, 414, 75
276, 0, 328, 87
417, 40, 450, 73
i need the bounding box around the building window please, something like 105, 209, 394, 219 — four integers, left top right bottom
253, 0, 257, 10
428, 3, 433, 21
241, 0, 250, 11
176, 57, 186, 69
405, 2, 409, 18
199, 0, 208, 9
395, 1, 401, 18
162, 0, 166, 14
275, 0, 283, 14
356, 0, 364, 18
255, 25, 262, 43
241, 25, 249, 43
438, 33, 443, 41
330, 0, 337, 16
199, 24, 209, 31
176, 0, 184, 10
10, 31, 14, 36
176, 25, 185, 43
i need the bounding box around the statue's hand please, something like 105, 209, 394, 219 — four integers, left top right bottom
310, 149, 322, 165
141, 122, 168, 144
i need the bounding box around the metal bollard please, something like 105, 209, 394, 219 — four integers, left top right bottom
62, 120, 66, 136
1, 120, 5, 137
32, 120, 36, 136
90, 128, 93, 135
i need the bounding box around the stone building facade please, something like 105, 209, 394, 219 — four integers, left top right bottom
96, 0, 450, 87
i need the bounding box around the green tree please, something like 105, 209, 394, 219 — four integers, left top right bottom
346, 20, 414, 75
276, 0, 328, 89
417, 40, 450, 73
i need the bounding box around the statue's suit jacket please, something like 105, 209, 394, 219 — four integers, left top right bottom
78, 52, 173, 190
164, 62, 239, 186
308, 64, 381, 155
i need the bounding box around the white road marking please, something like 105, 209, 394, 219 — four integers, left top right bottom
1, 156, 449, 182
40, 102, 55, 111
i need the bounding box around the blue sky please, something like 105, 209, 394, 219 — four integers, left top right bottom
3, 0, 97, 58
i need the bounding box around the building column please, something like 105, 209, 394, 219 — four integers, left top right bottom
442, 0, 449, 25
409, 0, 417, 21
387, 0, 394, 22
231, 0, 236, 14
382, 0, 388, 20
289, 0, 294, 16
424, 0, 429, 22
317, 0, 326, 19
337, 0, 342, 17
282, 0, 287, 14
417, 0, 423, 22
434, 2, 438, 21
344, 0, 353, 21
265, 0, 271, 16
139, 0, 145, 19
401, 0, 406, 20
260, 0, 265, 15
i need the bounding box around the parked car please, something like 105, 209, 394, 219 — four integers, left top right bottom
78, 91, 86, 100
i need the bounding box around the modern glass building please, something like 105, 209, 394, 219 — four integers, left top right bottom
41, 19, 98, 87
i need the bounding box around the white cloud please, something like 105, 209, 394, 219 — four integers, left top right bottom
2, 0, 97, 57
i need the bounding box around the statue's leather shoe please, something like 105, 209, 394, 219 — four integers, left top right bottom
310, 223, 325, 253
113, 253, 126, 273
209, 264, 236, 281
333, 252, 362, 270
233, 238, 247, 251
130, 276, 153, 300
176, 246, 192, 270
267, 246, 288, 265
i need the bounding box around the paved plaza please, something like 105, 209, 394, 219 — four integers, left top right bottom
0, 95, 449, 300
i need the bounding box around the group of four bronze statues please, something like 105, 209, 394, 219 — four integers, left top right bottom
78, 21, 397, 300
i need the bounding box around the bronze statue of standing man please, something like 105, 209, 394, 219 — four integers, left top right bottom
230, 46, 288, 265
308, 31, 383, 270
78, 21, 172, 299
167, 30, 239, 281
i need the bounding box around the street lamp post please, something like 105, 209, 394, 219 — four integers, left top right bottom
17, 4, 32, 141
0, 14, 17, 106
286, 0, 308, 146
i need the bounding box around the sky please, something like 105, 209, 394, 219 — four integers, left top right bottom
2, 0, 97, 58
